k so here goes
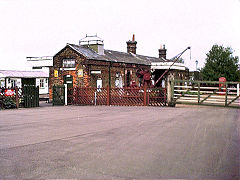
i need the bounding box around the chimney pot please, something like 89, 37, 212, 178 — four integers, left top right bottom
126, 34, 137, 54
159, 45, 167, 59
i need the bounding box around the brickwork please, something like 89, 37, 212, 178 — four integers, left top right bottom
49, 46, 150, 100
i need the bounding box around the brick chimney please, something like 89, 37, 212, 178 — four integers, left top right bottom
127, 34, 137, 54
159, 44, 167, 59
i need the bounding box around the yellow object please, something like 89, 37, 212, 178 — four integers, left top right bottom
78, 69, 83, 77
54, 70, 58, 77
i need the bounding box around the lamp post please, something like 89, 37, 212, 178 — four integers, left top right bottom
195, 60, 198, 71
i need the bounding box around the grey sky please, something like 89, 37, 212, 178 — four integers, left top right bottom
0, 0, 239, 71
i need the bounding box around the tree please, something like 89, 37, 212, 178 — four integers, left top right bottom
177, 57, 184, 63
201, 45, 240, 81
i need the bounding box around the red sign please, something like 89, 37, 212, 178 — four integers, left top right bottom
219, 77, 226, 82
219, 77, 226, 94
5, 89, 15, 96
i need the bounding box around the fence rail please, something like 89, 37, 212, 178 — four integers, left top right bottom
171, 80, 240, 108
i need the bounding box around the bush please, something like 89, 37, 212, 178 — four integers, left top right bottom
2, 97, 16, 109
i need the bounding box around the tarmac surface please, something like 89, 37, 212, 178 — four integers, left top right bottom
0, 105, 239, 179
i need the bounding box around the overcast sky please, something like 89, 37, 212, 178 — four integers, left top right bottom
0, 0, 239, 71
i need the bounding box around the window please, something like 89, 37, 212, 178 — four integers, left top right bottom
63, 59, 75, 68
10, 80, 16, 88
97, 78, 102, 92
40, 79, 45, 88
115, 72, 123, 88
126, 70, 131, 87
0, 80, 4, 88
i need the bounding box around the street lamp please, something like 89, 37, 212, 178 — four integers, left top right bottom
195, 60, 198, 71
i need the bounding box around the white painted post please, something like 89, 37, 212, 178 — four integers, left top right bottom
94, 91, 97, 106
237, 84, 239, 96
64, 84, 67, 105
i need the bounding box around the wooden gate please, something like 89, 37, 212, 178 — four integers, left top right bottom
53, 85, 65, 106
72, 86, 166, 106
148, 88, 167, 106
171, 80, 240, 108
22, 85, 39, 108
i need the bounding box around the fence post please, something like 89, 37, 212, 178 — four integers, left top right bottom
94, 91, 97, 106
198, 82, 200, 104
75, 87, 78, 105
171, 80, 174, 102
143, 84, 147, 106
164, 88, 167, 106
64, 84, 67, 105
36, 86, 39, 107
225, 83, 228, 106
107, 85, 110, 106
15, 87, 19, 109
237, 84, 239, 96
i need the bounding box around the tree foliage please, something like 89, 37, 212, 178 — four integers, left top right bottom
201, 45, 239, 81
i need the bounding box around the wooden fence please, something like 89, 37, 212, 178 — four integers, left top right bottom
0, 86, 39, 109
70, 86, 166, 106
171, 80, 240, 108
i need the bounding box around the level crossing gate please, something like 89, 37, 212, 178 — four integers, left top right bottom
171, 80, 240, 108
53, 86, 167, 107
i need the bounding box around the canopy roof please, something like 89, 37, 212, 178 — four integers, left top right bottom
0, 70, 48, 78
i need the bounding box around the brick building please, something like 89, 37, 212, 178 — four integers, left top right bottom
49, 35, 188, 100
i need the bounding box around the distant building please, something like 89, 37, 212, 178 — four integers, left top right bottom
0, 70, 48, 95
27, 56, 53, 75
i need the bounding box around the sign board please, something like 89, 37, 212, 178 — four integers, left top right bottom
219, 77, 226, 94
219, 77, 226, 82
78, 69, 83, 77
54, 70, 58, 77
5, 89, 15, 96
91, 70, 101, 74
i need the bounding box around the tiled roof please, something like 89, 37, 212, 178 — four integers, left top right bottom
0, 70, 48, 78
67, 44, 167, 65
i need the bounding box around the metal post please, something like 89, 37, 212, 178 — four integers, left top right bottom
171, 80, 174, 103
64, 84, 67, 105
198, 82, 200, 104
107, 85, 110, 106
94, 91, 97, 106
143, 83, 147, 106
15, 87, 19, 109
225, 83, 228, 106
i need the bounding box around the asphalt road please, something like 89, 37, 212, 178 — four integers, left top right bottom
0, 105, 239, 179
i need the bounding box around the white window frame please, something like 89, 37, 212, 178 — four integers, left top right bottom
40, 79, 45, 88
63, 59, 76, 68
10, 80, 16, 88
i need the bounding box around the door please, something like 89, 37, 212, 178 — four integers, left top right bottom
52, 85, 65, 106
64, 75, 73, 104
23, 85, 39, 108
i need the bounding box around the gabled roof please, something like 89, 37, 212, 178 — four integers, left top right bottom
66, 44, 167, 65
0, 70, 48, 78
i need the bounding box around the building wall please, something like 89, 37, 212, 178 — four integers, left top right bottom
0, 77, 48, 95
49, 46, 150, 100
36, 78, 49, 94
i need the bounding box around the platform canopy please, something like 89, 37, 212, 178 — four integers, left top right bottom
151, 62, 188, 71
0, 70, 48, 78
